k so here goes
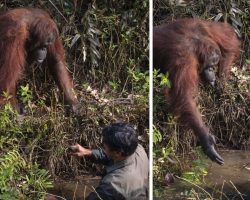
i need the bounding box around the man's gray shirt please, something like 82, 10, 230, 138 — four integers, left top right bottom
86, 144, 149, 200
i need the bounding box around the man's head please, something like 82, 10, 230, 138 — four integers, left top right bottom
102, 122, 138, 161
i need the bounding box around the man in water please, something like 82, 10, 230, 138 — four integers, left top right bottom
71, 122, 149, 200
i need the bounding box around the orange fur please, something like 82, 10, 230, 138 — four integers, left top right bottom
0, 8, 78, 112
153, 18, 240, 164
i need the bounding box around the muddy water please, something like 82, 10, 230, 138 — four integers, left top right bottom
47, 176, 101, 200
47, 151, 249, 200
205, 150, 250, 194
155, 150, 250, 200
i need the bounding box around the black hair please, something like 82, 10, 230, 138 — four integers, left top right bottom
102, 122, 138, 157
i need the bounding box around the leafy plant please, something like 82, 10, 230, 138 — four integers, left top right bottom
0, 143, 53, 199
129, 67, 149, 94
153, 125, 162, 145
181, 148, 208, 184
153, 69, 171, 88
0, 106, 53, 200
0, 103, 18, 132
19, 84, 33, 104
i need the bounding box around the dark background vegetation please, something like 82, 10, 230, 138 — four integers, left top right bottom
153, 0, 250, 198
0, 0, 149, 199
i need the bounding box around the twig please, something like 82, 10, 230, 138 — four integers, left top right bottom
41, 192, 67, 200
73, 181, 78, 200
175, 175, 213, 199
91, 186, 103, 200
84, 185, 87, 199
219, 180, 230, 200
229, 180, 244, 200
48, 0, 68, 23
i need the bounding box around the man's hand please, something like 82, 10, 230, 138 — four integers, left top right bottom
69, 143, 92, 158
